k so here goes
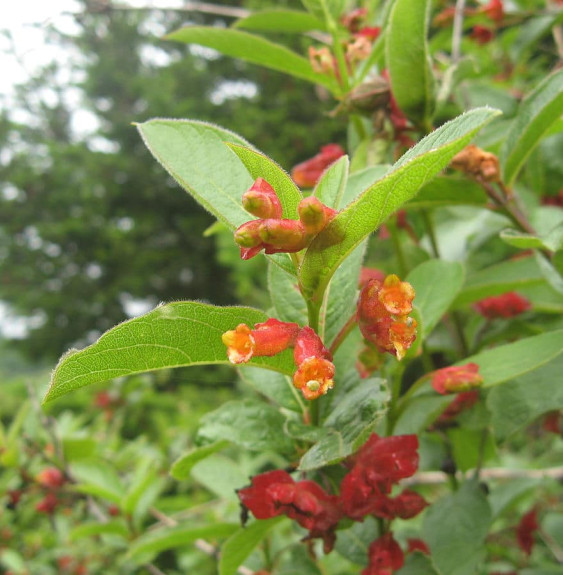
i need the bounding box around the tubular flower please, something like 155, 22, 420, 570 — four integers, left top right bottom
430, 362, 483, 395
291, 144, 345, 188
357, 276, 417, 360
474, 291, 531, 319
222, 318, 299, 364
242, 178, 282, 219
293, 326, 335, 400
238, 470, 343, 553
362, 533, 404, 575
298, 196, 337, 236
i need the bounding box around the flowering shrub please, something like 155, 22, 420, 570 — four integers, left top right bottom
31, 0, 563, 573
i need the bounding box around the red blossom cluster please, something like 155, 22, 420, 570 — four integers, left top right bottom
234, 178, 338, 260
357, 275, 417, 361
474, 291, 531, 319
222, 319, 334, 400
291, 144, 345, 189
238, 433, 426, 565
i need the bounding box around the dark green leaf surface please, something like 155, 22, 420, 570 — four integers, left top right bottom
501, 68, 563, 185
423, 481, 491, 575
170, 440, 230, 481
386, 0, 434, 126
334, 516, 378, 565
165, 27, 338, 92
299, 108, 500, 303
234, 9, 325, 33
197, 399, 295, 454
46, 303, 294, 403
137, 119, 253, 228
219, 518, 284, 575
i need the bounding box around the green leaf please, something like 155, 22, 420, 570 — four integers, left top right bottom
313, 155, 349, 209
197, 399, 295, 454
228, 144, 303, 219
300, 0, 345, 22
137, 119, 253, 229
500, 229, 548, 250
386, 0, 434, 127
170, 440, 230, 481
488, 478, 542, 518
341, 165, 390, 208
299, 378, 389, 470
122, 460, 162, 515
234, 9, 326, 33
45, 303, 294, 403
334, 516, 378, 566
127, 523, 238, 564
190, 454, 249, 501
407, 177, 488, 209
268, 262, 308, 326
422, 481, 491, 575
392, 395, 450, 435
407, 260, 465, 338
299, 108, 501, 303
501, 68, 563, 186
397, 553, 440, 575
69, 520, 129, 542
70, 460, 125, 504
453, 256, 545, 307
468, 329, 563, 388
487, 355, 563, 440
219, 518, 284, 575
62, 438, 97, 461
165, 27, 338, 92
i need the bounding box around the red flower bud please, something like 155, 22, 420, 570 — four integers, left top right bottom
36, 492, 58, 514
407, 538, 430, 555
341, 8, 367, 33
431, 363, 483, 395
297, 196, 337, 236
516, 509, 539, 555
474, 292, 531, 319
222, 319, 299, 364
234, 220, 263, 249
293, 326, 334, 400
36, 467, 66, 489
482, 0, 504, 23
291, 144, 345, 189
242, 178, 282, 219
363, 533, 404, 575
356, 26, 381, 40
435, 390, 480, 426
259, 219, 308, 253
470, 25, 494, 44
293, 326, 332, 365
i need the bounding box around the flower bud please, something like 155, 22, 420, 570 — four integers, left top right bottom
259, 219, 307, 253
291, 144, 345, 189
474, 292, 531, 319
36, 467, 66, 489
297, 196, 337, 236
242, 178, 282, 219
234, 220, 263, 248
431, 363, 483, 395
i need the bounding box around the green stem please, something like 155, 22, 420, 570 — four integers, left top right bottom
421, 209, 440, 258
388, 221, 408, 277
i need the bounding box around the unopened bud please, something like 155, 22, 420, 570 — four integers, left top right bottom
242, 178, 282, 219
234, 220, 263, 248
259, 219, 307, 253
298, 196, 337, 236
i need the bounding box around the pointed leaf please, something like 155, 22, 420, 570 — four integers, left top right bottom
45, 303, 294, 403
219, 518, 284, 575
313, 155, 349, 209
501, 68, 563, 186
234, 9, 326, 33
227, 143, 303, 219
238, 366, 303, 412
170, 441, 230, 481
299, 108, 501, 303
386, 0, 434, 126
165, 27, 338, 92
268, 263, 308, 325
69, 521, 129, 542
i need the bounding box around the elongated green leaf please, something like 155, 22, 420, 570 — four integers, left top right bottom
228, 144, 303, 219
407, 260, 465, 338
197, 399, 295, 454
301, 0, 345, 22
69, 520, 129, 542
239, 366, 303, 412
127, 523, 238, 563
386, 0, 434, 126
234, 9, 325, 33
170, 440, 230, 481
313, 155, 349, 209
45, 303, 294, 403
407, 177, 487, 209
501, 68, 563, 186
423, 481, 491, 575
299, 108, 501, 303
397, 553, 440, 575
137, 119, 253, 229
500, 228, 548, 250
70, 460, 125, 504
487, 355, 563, 440
299, 377, 389, 470
334, 516, 379, 566
165, 27, 338, 92
341, 165, 390, 208
190, 454, 249, 501
219, 518, 284, 575
268, 263, 308, 325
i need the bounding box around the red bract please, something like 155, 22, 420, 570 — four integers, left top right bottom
356, 26, 381, 40
407, 538, 430, 555
474, 292, 531, 319
482, 0, 504, 23
238, 470, 342, 553
242, 178, 282, 219
291, 144, 345, 188
430, 362, 483, 395
341, 434, 420, 520
362, 533, 404, 575
516, 508, 539, 555
470, 25, 494, 44
222, 318, 299, 364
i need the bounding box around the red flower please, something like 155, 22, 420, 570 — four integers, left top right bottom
242, 178, 282, 220
430, 363, 483, 395
436, 390, 480, 425
482, 0, 504, 23
291, 144, 345, 189
362, 533, 404, 575
238, 470, 342, 553
341, 434, 420, 520
407, 538, 430, 555
359, 267, 386, 288
542, 411, 561, 435
474, 292, 531, 319
516, 508, 539, 555
470, 25, 494, 44
36, 492, 58, 514
36, 467, 66, 489
356, 26, 381, 40
222, 318, 299, 364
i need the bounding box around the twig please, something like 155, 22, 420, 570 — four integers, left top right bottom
452, 0, 467, 64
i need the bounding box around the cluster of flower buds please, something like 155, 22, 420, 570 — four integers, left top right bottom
234, 178, 338, 260
474, 291, 531, 319
222, 319, 335, 400
357, 274, 417, 361
291, 144, 345, 189
238, 433, 426, 561
34, 466, 67, 515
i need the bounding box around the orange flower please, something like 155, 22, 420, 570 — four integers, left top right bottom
293, 356, 335, 400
